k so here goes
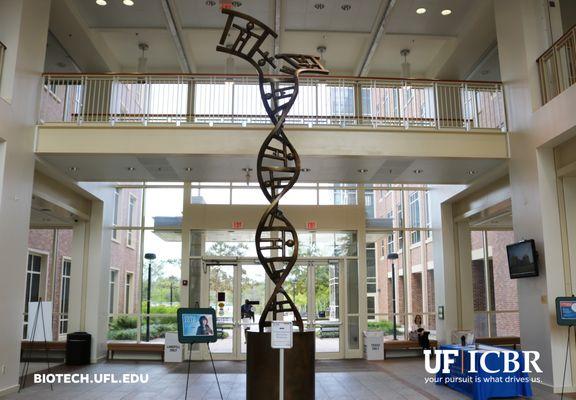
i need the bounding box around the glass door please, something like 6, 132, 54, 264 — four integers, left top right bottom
207, 264, 237, 358
310, 261, 343, 358
205, 262, 267, 360
286, 261, 344, 359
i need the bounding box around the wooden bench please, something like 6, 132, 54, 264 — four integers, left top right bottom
21, 341, 66, 362
383, 339, 438, 359
107, 342, 165, 361
476, 336, 521, 350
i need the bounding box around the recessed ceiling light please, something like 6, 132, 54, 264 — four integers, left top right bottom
357, 169, 368, 173
314, 3, 325, 10
301, 168, 311, 172
127, 167, 135, 171
184, 167, 193, 172
416, 7, 427, 14
96, 0, 107, 6
441, 9, 452, 16
413, 169, 423, 174
68, 167, 78, 172
341, 4, 351, 11
467, 170, 478, 175
123, 0, 134, 6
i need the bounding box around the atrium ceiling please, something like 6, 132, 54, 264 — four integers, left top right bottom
46, 0, 500, 79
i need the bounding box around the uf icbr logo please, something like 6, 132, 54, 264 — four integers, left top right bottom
424, 350, 543, 374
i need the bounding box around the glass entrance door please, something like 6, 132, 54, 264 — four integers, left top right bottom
285, 261, 343, 358
204, 260, 343, 359
205, 262, 266, 360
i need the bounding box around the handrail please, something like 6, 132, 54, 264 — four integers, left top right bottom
537, 24, 576, 104
41, 71, 504, 86
38, 73, 507, 132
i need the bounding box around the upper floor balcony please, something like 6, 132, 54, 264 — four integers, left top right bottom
538, 24, 576, 104
39, 73, 507, 133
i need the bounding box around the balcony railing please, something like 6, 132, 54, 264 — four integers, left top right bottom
538, 25, 576, 104
39, 73, 506, 132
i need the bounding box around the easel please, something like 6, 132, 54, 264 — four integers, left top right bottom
19, 298, 54, 392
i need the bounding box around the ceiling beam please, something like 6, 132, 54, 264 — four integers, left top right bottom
354, 0, 397, 77
160, 0, 196, 73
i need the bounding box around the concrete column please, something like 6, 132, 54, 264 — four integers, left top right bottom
78, 184, 114, 362
430, 185, 465, 343
68, 222, 87, 333
456, 222, 475, 331
495, 0, 571, 389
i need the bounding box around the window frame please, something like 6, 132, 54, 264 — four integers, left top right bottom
59, 257, 72, 335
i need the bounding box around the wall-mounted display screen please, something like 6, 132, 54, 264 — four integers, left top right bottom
506, 240, 539, 279
556, 297, 576, 326
177, 308, 218, 343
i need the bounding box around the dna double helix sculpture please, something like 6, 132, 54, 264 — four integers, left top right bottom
217, 9, 328, 332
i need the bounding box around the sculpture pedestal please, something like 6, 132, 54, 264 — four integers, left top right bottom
246, 330, 315, 400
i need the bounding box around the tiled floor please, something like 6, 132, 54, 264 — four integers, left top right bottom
6, 358, 573, 400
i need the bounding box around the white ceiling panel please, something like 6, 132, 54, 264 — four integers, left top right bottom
99, 29, 181, 71
177, 0, 274, 29
71, 0, 166, 28
285, 0, 381, 33
37, 154, 505, 185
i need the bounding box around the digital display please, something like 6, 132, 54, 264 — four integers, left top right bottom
556, 297, 576, 326
177, 308, 218, 343
506, 240, 539, 279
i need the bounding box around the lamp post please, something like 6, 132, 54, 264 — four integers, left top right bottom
387, 253, 399, 340
144, 253, 156, 342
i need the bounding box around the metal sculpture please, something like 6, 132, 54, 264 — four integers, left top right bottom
217, 9, 328, 332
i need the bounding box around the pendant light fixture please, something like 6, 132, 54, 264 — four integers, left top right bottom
137, 42, 149, 73
400, 49, 411, 79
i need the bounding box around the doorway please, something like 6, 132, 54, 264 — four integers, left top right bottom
201, 259, 344, 360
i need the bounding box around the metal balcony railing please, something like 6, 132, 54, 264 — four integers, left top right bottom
39, 73, 507, 132
538, 25, 576, 104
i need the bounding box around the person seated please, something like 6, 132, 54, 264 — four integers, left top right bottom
409, 314, 431, 350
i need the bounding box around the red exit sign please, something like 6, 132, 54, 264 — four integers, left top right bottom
306, 221, 317, 230
232, 221, 244, 229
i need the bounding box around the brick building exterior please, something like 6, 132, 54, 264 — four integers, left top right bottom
26, 187, 142, 341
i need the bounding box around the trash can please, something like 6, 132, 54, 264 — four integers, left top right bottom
66, 332, 91, 365
363, 331, 384, 360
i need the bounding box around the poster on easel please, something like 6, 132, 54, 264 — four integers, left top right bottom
27, 301, 53, 342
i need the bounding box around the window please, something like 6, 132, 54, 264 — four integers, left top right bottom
127, 194, 136, 247
409, 192, 421, 244
367, 296, 376, 318
59, 259, 71, 335
471, 230, 519, 338
109, 270, 118, 315
112, 188, 120, 240
24, 254, 43, 338
366, 242, 376, 294
397, 204, 404, 249
125, 273, 133, 314
387, 233, 394, 255
365, 190, 375, 218
425, 190, 432, 239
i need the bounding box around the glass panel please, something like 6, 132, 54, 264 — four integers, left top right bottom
140, 315, 177, 343
191, 186, 230, 204
231, 187, 268, 204
240, 264, 266, 354
347, 315, 360, 350
144, 188, 183, 227
315, 263, 340, 353
280, 187, 317, 205
347, 259, 359, 315
471, 231, 488, 312
494, 312, 520, 337
474, 313, 490, 338
112, 188, 143, 227
108, 315, 138, 341
140, 230, 181, 342
204, 231, 257, 257
209, 265, 234, 353
487, 231, 518, 311
283, 265, 309, 323
297, 231, 357, 257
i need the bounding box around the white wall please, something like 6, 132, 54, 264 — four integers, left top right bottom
0, 0, 50, 396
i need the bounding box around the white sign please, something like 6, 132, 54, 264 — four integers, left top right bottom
27, 301, 53, 342
271, 321, 293, 349
164, 332, 182, 362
